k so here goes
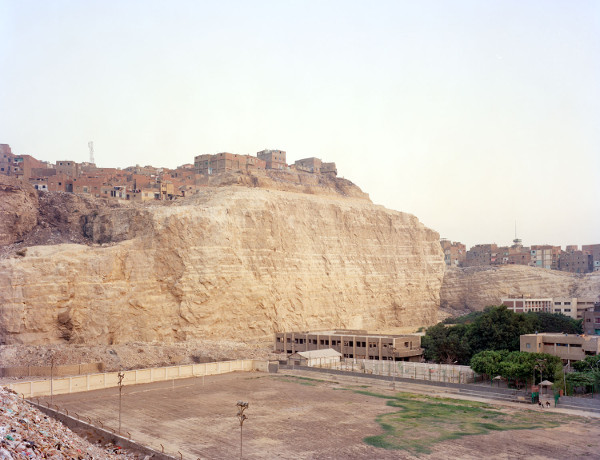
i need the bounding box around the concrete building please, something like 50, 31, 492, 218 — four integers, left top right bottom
274, 330, 423, 361
502, 296, 597, 319
464, 244, 497, 267
194, 153, 266, 175
440, 239, 466, 267
55, 160, 80, 178
257, 149, 286, 170
287, 348, 342, 367
559, 249, 592, 273
521, 333, 600, 363
501, 297, 553, 314
582, 244, 600, 272
583, 309, 600, 335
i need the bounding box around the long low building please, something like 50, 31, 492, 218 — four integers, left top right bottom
520, 333, 600, 363
502, 296, 599, 319
274, 329, 423, 362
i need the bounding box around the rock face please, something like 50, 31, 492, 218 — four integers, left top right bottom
0, 175, 38, 245
0, 186, 445, 345
441, 265, 600, 316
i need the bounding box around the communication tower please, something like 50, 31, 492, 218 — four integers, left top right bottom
88, 141, 95, 164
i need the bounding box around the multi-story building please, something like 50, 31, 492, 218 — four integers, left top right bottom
501, 297, 553, 314
55, 160, 80, 178
295, 157, 322, 173
464, 244, 497, 267
582, 244, 600, 272
440, 239, 466, 267
0, 144, 14, 175
583, 308, 600, 335
502, 296, 597, 319
274, 330, 423, 361
520, 333, 600, 363
257, 149, 286, 170
530, 245, 561, 270
194, 153, 266, 175
559, 249, 592, 273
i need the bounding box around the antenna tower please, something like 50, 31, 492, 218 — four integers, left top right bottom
88, 141, 95, 164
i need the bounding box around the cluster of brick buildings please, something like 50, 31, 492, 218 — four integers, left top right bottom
441, 237, 600, 274
193, 149, 337, 176
1, 143, 337, 202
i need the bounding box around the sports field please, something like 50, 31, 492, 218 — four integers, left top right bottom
45, 370, 600, 459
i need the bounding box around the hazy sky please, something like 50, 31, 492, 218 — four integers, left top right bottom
1, 1, 598, 248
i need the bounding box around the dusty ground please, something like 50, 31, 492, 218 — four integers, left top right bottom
43, 370, 600, 460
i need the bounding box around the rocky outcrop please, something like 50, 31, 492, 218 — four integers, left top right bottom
440, 265, 600, 316
0, 175, 38, 245
0, 186, 444, 345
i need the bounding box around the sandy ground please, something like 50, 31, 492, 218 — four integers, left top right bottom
41, 370, 600, 460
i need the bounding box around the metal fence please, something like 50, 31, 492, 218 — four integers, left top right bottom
302, 358, 479, 384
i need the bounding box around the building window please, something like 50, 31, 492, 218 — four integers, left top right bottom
526, 343, 531, 349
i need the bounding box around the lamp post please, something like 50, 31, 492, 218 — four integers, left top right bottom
236, 401, 249, 459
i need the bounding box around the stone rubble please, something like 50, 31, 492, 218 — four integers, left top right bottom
0, 387, 139, 459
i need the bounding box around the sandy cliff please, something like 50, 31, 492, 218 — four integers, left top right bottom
0, 186, 445, 344
440, 265, 600, 316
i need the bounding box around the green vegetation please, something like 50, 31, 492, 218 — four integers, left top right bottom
271, 375, 337, 386
470, 350, 562, 388
567, 355, 600, 394
361, 392, 563, 454
423, 305, 582, 364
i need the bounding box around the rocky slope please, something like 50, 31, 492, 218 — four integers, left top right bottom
0, 183, 444, 345
440, 265, 600, 316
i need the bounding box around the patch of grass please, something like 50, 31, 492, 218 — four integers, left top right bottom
271, 375, 337, 386
358, 391, 562, 454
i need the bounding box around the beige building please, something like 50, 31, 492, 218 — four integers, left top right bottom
502, 296, 596, 320
287, 348, 342, 367
274, 330, 423, 361
257, 149, 286, 170
520, 333, 600, 363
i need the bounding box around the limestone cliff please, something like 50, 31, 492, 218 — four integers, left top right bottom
0, 186, 444, 345
440, 265, 600, 316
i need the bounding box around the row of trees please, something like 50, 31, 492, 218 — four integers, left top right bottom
470, 350, 562, 389
567, 355, 600, 393
422, 306, 582, 365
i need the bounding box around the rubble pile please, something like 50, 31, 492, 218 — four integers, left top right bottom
0, 388, 136, 459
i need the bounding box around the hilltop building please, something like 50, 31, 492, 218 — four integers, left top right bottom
256, 149, 286, 170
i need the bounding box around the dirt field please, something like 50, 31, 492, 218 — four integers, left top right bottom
44, 370, 600, 460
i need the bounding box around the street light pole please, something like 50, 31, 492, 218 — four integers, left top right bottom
236, 401, 249, 459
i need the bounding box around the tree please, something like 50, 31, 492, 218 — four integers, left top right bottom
470, 350, 508, 378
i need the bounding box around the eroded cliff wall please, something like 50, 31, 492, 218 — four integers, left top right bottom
0, 187, 445, 344
441, 265, 600, 316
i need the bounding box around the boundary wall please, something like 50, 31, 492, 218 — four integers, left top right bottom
0, 362, 104, 378
6, 359, 269, 398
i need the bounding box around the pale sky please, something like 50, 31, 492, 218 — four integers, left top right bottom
1, 1, 598, 248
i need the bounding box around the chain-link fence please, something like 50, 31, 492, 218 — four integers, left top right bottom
305, 358, 480, 384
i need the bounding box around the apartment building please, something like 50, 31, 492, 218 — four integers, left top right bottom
194, 153, 266, 175
440, 239, 466, 267
55, 160, 80, 178
583, 309, 600, 335
274, 330, 423, 362
582, 244, 600, 272
501, 297, 553, 314
559, 249, 592, 273
521, 333, 600, 363
257, 149, 286, 170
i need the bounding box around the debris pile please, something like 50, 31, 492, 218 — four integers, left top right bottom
0, 387, 136, 459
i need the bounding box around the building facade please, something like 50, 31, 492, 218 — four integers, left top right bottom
257, 149, 286, 170
521, 333, 600, 363
274, 330, 423, 361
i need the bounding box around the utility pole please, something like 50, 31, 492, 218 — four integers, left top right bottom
236, 401, 249, 459
118, 372, 125, 434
